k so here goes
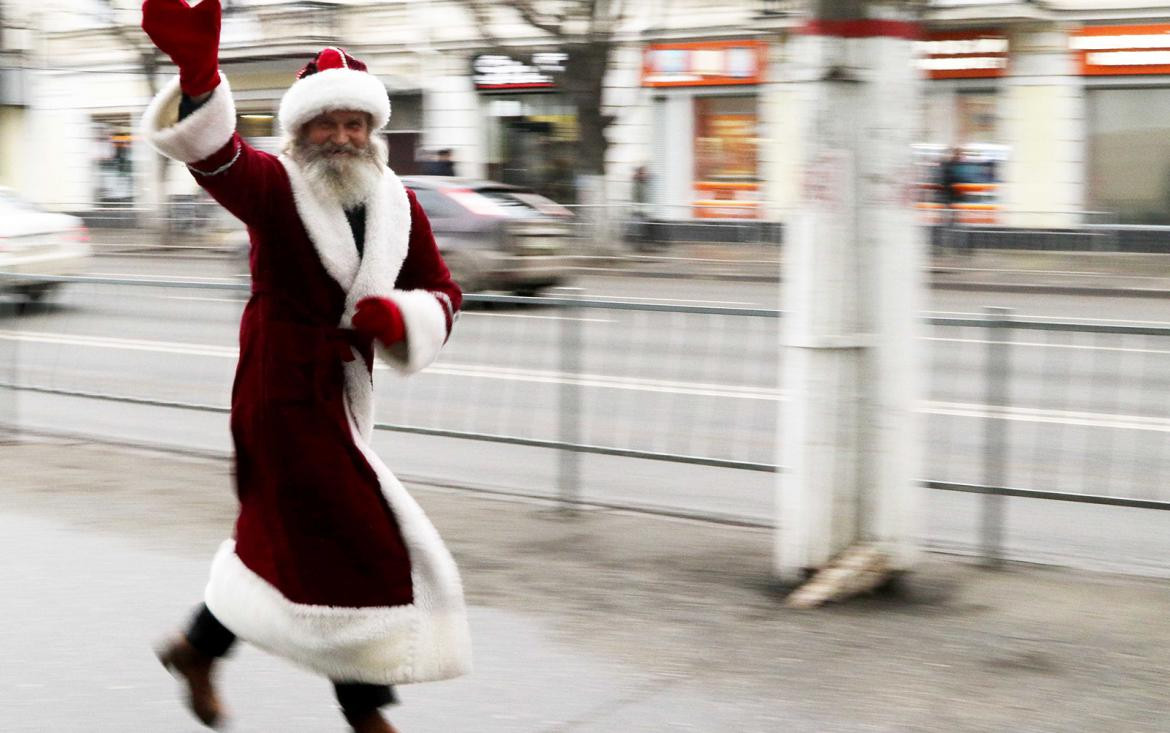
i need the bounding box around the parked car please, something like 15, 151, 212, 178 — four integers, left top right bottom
403, 176, 574, 295
0, 188, 91, 302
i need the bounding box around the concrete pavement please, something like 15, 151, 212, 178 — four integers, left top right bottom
2, 435, 1170, 732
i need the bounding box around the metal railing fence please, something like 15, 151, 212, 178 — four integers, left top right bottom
0, 294, 17, 444
3, 273, 1170, 567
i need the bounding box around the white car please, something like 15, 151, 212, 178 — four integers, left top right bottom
0, 188, 91, 301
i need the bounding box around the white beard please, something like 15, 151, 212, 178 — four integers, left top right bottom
291, 134, 388, 210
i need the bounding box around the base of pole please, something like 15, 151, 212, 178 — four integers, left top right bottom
785, 543, 893, 609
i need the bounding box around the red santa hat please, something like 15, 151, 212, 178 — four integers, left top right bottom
278, 47, 391, 136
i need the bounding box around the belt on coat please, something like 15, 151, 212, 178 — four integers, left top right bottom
260, 317, 375, 403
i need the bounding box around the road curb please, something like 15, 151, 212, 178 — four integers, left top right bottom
582, 267, 1170, 296
930, 281, 1170, 298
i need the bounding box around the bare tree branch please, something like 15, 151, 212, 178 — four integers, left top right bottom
461, 0, 505, 47
611, 0, 630, 34
513, 0, 564, 37
95, 0, 161, 94
585, 0, 624, 44
450, 0, 619, 178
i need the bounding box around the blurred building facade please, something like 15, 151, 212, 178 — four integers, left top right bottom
5, 1, 1170, 229
0, 0, 34, 192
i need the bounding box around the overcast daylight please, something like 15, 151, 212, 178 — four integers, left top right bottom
2, 1, 1170, 731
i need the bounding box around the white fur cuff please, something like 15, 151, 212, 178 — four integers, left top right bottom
141, 74, 237, 164
377, 290, 448, 374
279, 67, 391, 136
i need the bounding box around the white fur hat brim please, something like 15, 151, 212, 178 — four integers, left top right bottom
279, 67, 391, 136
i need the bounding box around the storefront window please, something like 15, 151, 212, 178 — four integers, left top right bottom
693, 95, 759, 219
237, 113, 275, 140
1087, 87, 1170, 224
485, 94, 577, 204
956, 93, 997, 143
234, 112, 284, 156
921, 90, 999, 147
917, 90, 1005, 222
93, 117, 134, 205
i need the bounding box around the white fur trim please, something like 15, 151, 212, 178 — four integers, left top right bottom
141, 74, 236, 164
279, 157, 363, 292
343, 167, 412, 313
279, 157, 413, 437
204, 403, 472, 684
342, 357, 376, 441
374, 290, 448, 374
279, 67, 391, 136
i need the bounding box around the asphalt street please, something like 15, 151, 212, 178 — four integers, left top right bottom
3, 256, 1170, 574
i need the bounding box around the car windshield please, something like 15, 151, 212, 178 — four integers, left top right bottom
472, 188, 573, 219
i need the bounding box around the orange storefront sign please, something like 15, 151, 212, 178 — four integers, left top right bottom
642, 40, 768, 87
917, 30, 1008, 80
1072, 24, 1170, 76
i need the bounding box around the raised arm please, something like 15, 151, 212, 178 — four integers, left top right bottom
139, 0, 285, 226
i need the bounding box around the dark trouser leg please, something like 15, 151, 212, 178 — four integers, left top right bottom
334, 681, 398, 716
184, 606, 398, 717
184, 603, 237, 659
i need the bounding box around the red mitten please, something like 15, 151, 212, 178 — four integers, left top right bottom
141, 0, 222, 96
352, 297, 406, 348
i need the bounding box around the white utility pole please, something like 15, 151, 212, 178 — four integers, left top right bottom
777, 0, 925, 593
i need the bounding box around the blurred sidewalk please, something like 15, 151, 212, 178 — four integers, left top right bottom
88, 226, 1170, 295
2, 435, 1169, 732
614, 245, 1170, 296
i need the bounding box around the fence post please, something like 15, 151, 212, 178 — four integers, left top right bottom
0, 290, 18, 443
982, 306, 1012, 566
555, 286, 584, 513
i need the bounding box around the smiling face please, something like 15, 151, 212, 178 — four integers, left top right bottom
304, 109, 372, 150
291, 108, 386, 209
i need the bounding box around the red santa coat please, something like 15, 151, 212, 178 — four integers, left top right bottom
143, 76, 471, 685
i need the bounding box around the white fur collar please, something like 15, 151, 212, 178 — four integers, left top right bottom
278, 156, 411, 308
279, 156, 413, 439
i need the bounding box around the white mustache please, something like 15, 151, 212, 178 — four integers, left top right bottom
317, 142, 362, 157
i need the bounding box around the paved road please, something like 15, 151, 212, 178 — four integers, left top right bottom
4, 258, 1170, 573
3, 439, 1170, 732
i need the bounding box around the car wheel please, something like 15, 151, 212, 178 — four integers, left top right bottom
21, 284, 55, 303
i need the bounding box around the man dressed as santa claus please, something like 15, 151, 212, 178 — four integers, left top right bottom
139, 1, 471, 731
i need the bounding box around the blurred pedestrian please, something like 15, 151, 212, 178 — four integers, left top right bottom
632, 165, 650, 209
938, 147, 970, 257
626, 165, 655, 251
420, 148, 457, 176
139, 2, 471, 731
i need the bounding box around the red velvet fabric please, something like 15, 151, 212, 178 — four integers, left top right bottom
296, 47, 369, 78
189, 136, 460, 608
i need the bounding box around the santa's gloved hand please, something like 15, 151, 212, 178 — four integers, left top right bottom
141, 0, 222, 97
352, 297, 406, 348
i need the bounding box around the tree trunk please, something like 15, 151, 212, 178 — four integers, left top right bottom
563, 41, 610, 177
561, 40, 615, 253
140, 49, 172, 243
